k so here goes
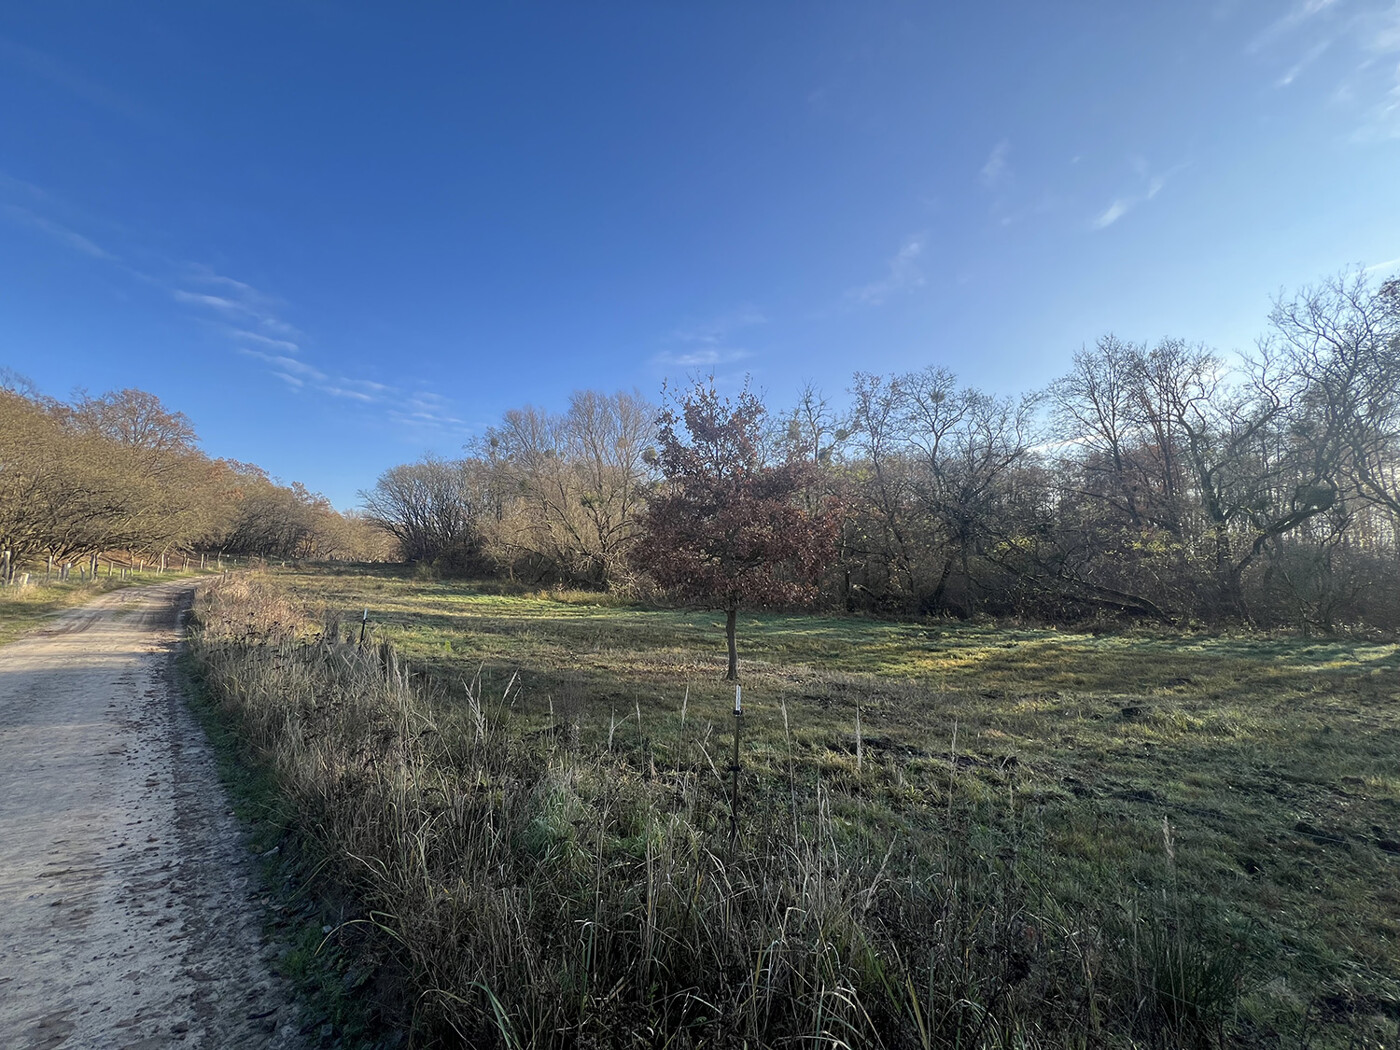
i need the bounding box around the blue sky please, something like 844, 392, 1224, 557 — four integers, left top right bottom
3, 2, 1398, 508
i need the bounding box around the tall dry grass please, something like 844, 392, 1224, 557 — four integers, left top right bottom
189, 575, 1246, 1048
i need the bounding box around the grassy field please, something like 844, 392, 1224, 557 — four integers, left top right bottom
192, 564, 1400, 1047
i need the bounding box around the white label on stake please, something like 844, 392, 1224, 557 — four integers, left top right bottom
735, 684, 742, 714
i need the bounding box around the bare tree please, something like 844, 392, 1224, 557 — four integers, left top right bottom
901, 368, 1041, 615
1040, 331, 1349, 623
847, 372, 921, 606
361, 457, 488, 564
1270, 272, 1400, 519
479, 390, 654, 586
66, 388, 198, 470
1051, 337, 1156, 528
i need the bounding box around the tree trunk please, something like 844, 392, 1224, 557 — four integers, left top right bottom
725, 604, 738, 681
930, 554, 955, 611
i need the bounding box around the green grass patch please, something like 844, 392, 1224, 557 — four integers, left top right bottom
197, 564, 1400, 1046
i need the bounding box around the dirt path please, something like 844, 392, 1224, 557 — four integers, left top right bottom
0, 582, 305, 1048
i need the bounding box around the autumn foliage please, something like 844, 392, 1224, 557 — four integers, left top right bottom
0, 379, 388, 569
631, 380, 837, 678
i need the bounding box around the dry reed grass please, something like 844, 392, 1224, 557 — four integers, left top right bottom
190, 574, 1261, 1048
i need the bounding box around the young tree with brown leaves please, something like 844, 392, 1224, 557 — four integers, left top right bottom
631, 379, 836, 680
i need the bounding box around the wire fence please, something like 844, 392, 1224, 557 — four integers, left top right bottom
0, 549, 248, 589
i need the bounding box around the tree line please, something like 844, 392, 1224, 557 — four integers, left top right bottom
365, 272, 1400, 631
0, 377, 389, 571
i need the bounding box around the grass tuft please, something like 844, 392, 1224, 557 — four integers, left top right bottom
186, 567, 1400, 1047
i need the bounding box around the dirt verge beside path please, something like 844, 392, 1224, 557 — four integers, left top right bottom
0, 581, 306, 1048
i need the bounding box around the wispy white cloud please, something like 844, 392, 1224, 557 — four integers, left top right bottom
1248, 0, 1400, 139
652, 307, 766, 373
237, 347, 407, 409
1351, 5, 1400, 141
980, 140, 1046, 228
0, 172, 53, 203
1350, 76, 1400, 142
186, 276, 428, 416
225, 327, 300, 353
2, 178, 463, 438
1276, 37, 1333, 86
174, 290, 241, 311
172, 271, 304, 341
651, 347, 751, 369
322, 386, 376, 402
256, 316, 302, 338
338, 377, 392, 394
980, 139, 1011, 188
187, 265, 262, 297
3, 204, 119, 260
239, 346, 413, 411
1090, 162, 1185, 230
238, 349, 326, 381
386, 390, 469, 434
402, 392, 464, 423
387, 411, 465, 432
1092, 200, 1133, 229
1365, 255, 1400, 275
846, 235, 926, 305
1248, 0, 1342, 55
668, 307, 766, 347
1374, 3, 1400, 50
995, 190, 1060, 229
0, 34, 155, 126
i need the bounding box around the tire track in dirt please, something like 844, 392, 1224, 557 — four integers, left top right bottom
0, 582, 306, 1048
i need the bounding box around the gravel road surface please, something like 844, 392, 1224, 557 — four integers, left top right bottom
0, 581, 304, 1048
